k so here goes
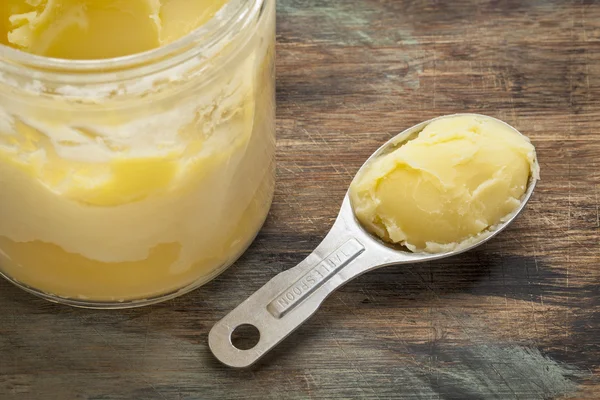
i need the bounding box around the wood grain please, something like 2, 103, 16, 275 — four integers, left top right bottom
1, 0, 599, 399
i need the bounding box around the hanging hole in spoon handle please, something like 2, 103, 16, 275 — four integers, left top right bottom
208, 197, 416, 368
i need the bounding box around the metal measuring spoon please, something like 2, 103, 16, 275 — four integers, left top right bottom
209, 113, 539, 368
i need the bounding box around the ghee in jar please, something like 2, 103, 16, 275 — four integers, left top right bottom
0, 0, 275, 305
1, 0, 228, 59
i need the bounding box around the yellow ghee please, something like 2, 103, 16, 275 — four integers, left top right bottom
350, 115, 538, 253
1, 0, 227, 59
0, 0, 275, 303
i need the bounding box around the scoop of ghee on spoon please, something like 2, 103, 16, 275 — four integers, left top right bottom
350, 114, 538, 253
209, 114, 539, 368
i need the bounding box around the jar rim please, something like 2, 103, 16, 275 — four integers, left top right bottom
0, 0, 263, 77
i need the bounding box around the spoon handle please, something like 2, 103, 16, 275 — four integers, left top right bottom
208, 197, 401, 368
209, 234, 375, 367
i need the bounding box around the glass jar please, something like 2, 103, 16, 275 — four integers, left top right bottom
0, 0, 275, 308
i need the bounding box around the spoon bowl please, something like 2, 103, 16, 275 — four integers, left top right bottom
209, 113, 538, 368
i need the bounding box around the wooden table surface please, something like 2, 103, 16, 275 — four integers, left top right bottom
1, 0, 600, 399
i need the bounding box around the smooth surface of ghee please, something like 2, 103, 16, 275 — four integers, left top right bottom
1, 0, 227, 59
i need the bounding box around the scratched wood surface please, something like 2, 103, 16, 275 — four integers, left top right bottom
1, 0, 600, 399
